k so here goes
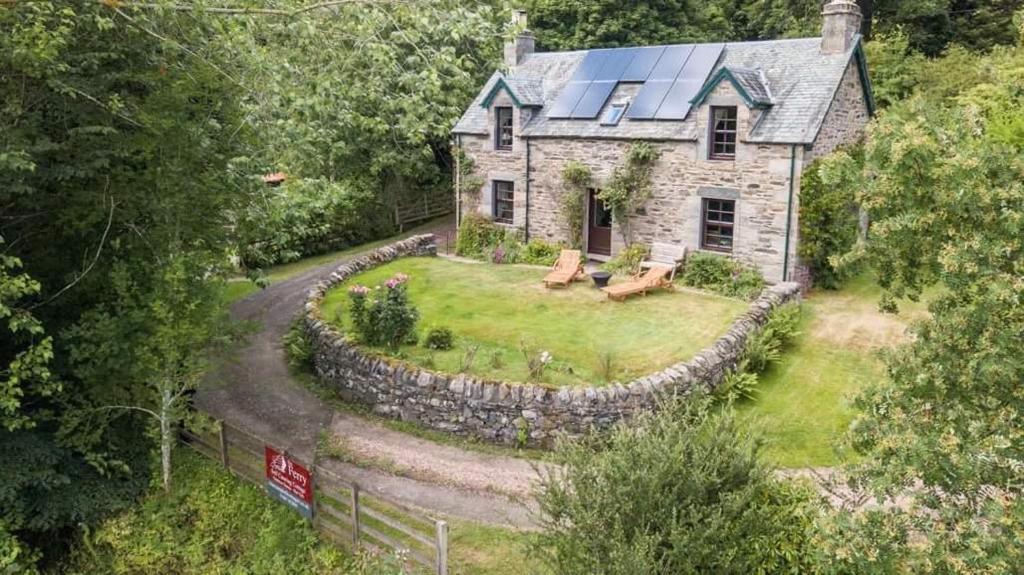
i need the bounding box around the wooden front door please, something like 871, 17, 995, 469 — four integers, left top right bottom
588, 189, 612, 256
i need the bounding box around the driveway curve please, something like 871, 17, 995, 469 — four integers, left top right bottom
195, 221, 540, 529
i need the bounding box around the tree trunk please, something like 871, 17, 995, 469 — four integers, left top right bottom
160, 389, 173, 492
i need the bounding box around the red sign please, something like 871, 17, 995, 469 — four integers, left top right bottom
265, 446, 313, 518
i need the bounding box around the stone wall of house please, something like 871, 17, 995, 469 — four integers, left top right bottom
805, 60, 871, 164
458, 90, 528, 229
303, 235, 801, 447
459, 80, 807, 283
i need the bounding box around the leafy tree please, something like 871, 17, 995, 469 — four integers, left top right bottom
533, 396, 821, 574
818, 39, 1024, 571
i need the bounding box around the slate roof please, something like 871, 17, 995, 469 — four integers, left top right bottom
453, 36, 872, 144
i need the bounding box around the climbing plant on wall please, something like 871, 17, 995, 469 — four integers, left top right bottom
560, 161, 592, 249
599, 142, 660, 246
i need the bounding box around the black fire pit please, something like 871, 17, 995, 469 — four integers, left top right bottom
590, 271, 612, 288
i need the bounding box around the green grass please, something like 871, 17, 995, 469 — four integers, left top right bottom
737, 273, 931, 468
223, 216, 452, 305
320, 257, 748, 387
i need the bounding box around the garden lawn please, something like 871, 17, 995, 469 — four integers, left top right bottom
321, 257, 748, 387
737, 273, 931, 468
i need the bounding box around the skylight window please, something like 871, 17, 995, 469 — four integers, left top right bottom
601, 103, 628, 126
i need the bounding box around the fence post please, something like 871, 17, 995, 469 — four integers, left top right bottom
350, 482, 360, 547
218, 421, 228, 468
435, 520, 448, 575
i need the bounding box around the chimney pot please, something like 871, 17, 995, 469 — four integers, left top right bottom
504, 9, 535, 68
821, 0, 862, 55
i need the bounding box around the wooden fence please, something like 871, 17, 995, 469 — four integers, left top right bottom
180, 421, 448, 574
395, 192, 453, 231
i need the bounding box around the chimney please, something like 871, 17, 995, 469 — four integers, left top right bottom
820, 0, 862, 54
504, 10, 535, 68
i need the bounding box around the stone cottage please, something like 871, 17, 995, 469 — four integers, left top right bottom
452, 0, 874, 283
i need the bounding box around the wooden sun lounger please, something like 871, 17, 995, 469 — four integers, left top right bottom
602, 265, 674, 301
543, 249, 584, 288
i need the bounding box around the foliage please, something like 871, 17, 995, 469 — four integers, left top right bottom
423, 327, 455, 351
600, 244, 649, 275
599, 142, 660, 246
521, 239, 561, 267
533, 396, 821, 574
681, 253, 765, 300
455, 213, 507, 260
520, 340, 553, 382
56, 450, 396, 574
864, 30, 927, 108
0, 241, 55, 431
283, 320, 313, 370
717, 302, 802, 403
798, 158, 861, 289
560, 161, 592, 249
237, 178, 393, 268
230, 1, 502, 222
818, 36, 1024, 570
348, 274, 419, 349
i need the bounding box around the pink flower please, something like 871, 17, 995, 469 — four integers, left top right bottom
385, 278, 399, 289
393, 273, 409, 283
348, 284, 369, 296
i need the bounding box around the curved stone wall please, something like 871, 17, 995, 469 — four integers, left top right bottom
303, 234, 801, 446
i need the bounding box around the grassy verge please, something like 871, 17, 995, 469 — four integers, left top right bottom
56, 450, 381, 574
320, 257, 747, 387
223, 216, 452, 305
736, 273, 931, 468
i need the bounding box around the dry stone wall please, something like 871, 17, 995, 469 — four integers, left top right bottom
304, 235, 801, 447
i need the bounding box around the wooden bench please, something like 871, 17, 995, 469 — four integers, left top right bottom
640, 242, 687, 281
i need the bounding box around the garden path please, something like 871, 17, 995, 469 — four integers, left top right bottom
195, 219, 541, 530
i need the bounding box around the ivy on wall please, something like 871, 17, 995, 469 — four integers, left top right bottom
599, 142, 660, 246
560, 161, 592, 249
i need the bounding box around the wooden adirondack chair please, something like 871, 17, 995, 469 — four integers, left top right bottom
602, 265, 674, 301
543, 249, 585, 288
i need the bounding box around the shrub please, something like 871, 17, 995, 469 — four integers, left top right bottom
521, 239, 560, 266
798, 156, 861, 289
533, 396, 820, 574
601, 244, 648, 275
283, 320, 312, 370
681, 252, 765, 300
520, 339, 552, 382
423, 327, 454, 351
455, 213, 505, 259
718, 302, 802, 403
238, 177, 392, 268
348, 274, 419, 349
718, 369, 760, 403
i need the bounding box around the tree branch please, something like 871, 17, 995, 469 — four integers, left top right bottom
30, 191, 115, 310
91, 404, 160, 420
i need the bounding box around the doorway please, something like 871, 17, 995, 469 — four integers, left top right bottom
587, 189, 612, 256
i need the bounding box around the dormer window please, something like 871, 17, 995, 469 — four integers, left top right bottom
600, 103, 627, 126
710, 106, 737, 160
496, 107, 513, 150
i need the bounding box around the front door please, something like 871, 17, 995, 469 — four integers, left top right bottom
588, 189, 612, 256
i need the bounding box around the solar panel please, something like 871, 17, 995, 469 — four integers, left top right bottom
648, 44, 694, 80
571, 80, 617, 119
625, 79, 672, 120
678, 43, 724, 80
594, 48, 638, 81
547, 81, 590, 118
653, 78, 703, 120
621, 46, 665, 81
570, 50, 610, 82
652, 43, 725, 120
